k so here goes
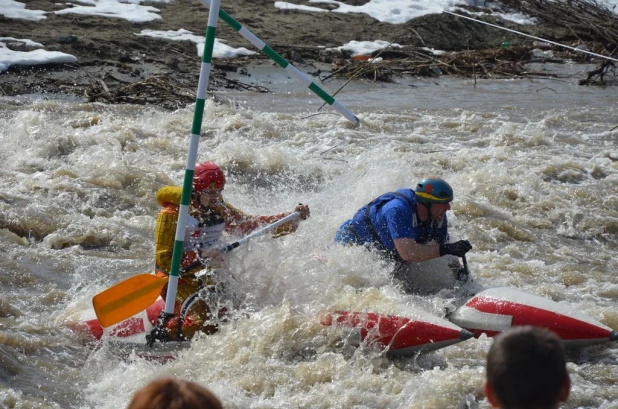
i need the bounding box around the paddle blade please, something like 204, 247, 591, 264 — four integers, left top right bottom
93, 274, 168, 328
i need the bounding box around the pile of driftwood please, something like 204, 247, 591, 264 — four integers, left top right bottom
499, 0, 617, 85
84, 72, 271, 109
322, 44, 616, 87
321, 46, 555, 83
85, 75, 195, 109
323, 0, 617, 85
323, 44, 616, 85
498, 0, 618, 51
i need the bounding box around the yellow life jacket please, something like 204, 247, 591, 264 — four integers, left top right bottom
154, 186, 225, 275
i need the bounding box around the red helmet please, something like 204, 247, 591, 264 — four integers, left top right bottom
193, 162, 225, 192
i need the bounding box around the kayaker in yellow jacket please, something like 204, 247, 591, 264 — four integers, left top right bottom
151, 161, 310, 342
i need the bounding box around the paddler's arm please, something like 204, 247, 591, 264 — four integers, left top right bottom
394, 238, 473, 263
223, 203, 310, 237
385, 205, 439, 263
393, 238, 442, 263
266, 204, 310, 236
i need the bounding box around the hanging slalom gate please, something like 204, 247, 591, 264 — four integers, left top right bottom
199, 0, 360, 126
161, 0, 222, 318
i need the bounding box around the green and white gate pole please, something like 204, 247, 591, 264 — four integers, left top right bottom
163, 0, 222, 316
199, 0, 359, 126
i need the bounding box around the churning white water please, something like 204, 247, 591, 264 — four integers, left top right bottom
1, 62, 617, 408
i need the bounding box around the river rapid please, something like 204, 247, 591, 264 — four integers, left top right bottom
1, 62, 617, 409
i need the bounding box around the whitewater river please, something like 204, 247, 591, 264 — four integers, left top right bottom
1, 62, 617, 409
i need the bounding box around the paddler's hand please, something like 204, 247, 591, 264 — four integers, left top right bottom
200, 247, 225, 268
439, 240, 472, 257
294, 203, 310, 220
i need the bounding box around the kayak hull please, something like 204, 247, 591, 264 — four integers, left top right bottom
70, 287, 617, 362
448, 287, 617, 346
75, 298, 165, 341
69, 299, 182, 362
320, 307, 473, 356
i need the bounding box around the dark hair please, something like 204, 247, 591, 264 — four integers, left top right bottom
486, 326, 567, 409
127, 377, 223, 409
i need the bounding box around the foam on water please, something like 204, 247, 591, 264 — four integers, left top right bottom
0, 69, 617, 408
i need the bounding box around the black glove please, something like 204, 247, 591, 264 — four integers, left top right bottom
439, 240, 472, 257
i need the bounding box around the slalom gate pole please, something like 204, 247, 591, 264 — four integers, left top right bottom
445, 11, 618, 63
198, 0, 360, 126
163, 0, 222, 316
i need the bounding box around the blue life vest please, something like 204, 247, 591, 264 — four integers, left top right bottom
335, 189, 448, 261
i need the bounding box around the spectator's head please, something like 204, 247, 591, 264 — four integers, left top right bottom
484, 326, 570, 409
127, 377, 222, 409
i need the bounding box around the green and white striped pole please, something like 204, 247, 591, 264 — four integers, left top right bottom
199, 0, 359, 126
163, 0, 221, 316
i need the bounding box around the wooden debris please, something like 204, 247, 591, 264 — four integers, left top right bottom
497, 0, 618, 51
85, 75, 195, 109
579, 60, 617, 85
322, 45, 566, 83
322, 0, 618, 85
84, 74, 270, 109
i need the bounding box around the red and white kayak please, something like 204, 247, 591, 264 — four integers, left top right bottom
448, 287, 618, 346
73, 298, 472, 358
320, 305, 473, 356
70, 286, 617, 361
83, 298, 165, 341
69, 298, 190, 363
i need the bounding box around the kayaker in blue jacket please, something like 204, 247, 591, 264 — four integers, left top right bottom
334, 177, 472, 286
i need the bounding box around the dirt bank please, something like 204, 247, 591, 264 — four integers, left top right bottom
0, 0, 606, 108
